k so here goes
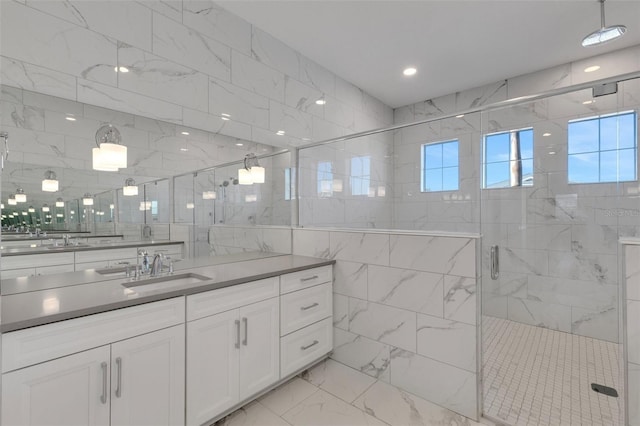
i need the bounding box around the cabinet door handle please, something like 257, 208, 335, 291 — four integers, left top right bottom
491, 245, 500, 280
242, 317, 248, 346
235, 319, 240, 349
301, 340, 319, 351
115, 357, 122, 398
100, 362, 108, 404
300, 275, 319, 282
300, 302, 319, 311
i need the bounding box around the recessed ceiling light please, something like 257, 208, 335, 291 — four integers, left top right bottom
455, 114, 465, 118
119, 66, 129, 73
221, 116, 230, 121
583, 100, 595, 105
236, 143, 244, 146
548, 151, 556, 155
181, 131, 189, 135
65, 116, 76, 121
221, 113, 230, 117
403, 67, 417, 76
543, 132, 551, 137
180, 148, 188, 152
584, 65, 601, 73
315, 99, 326, 105
276, 130, 285, 136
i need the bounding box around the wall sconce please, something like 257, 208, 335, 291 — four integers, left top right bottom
82, 193, 94, 206
42, 170, 59, 192
202, 191, 217, 200
42, 204, 50, 212
93, 124, 127, 171
123, 178, 138, 196
15, 188, 26, 203
238, 153, 265, 185
8, 195, 16, 206
56, 198, 65, 207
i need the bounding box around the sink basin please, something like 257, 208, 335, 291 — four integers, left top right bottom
122, 273, 211, 293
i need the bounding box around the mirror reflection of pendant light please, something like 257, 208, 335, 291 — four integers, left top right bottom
8, 194, 16, 206
56, 198, 65, 207
82, 193, 94, 206
28, 206, 35, 213
93, 124, 127, 171
202, 191, 217, 200
582, 0, 626, 47
15, 188, 26, 203
238, 153, 265, 185
186, 202, 195, 209
123, 178, 139, 196
42, 170, 59, 192
42, 204, 50, 212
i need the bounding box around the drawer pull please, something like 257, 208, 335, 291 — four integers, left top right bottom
100, 362, 108, 404
115, 357, 122, 398
301, 340, 319, 351
300, 302, 319, 311
242, 317, 248, 346
235, 319, 241, 349
300, 275, 319, 282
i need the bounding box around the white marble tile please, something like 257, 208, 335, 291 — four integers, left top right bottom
324, 95, 355, 130
28, 0, 152, 51
77, 79, 182, 123
507, 297, 572, 333
455, 80, 506, 110
1, 1, 117, 86
353, 380, 481, 426
332, 328, 391, 381
1, 57, 76, 101
251, 27, 300, 78
389, 349, 478, 420
417, 314, 476, 372
209, 78, 269, 128
443, 275, 477, 326
629, 300, 640, 365
152, 11, 230, 82
311, 115, 349, 142
526, 274, 617, 311
182, 108, 252, 141
1, 85, 23, 104
349, 299, 416, 352
334, 294, 349, 330
182, 0, 251, 55
570, 305, 618, 342
335, 77, 364, 113
507, 63, 572, 99
389, 235, 475, 278
630, 362, 640, 426
367, 265, 443, 317
334, 261, 368, 299
627, 245, 640, 301
299, 57, 336, 97
218, 401, 290, 426
330, 232, 389, 266
269, 100, 312, 140
284, 77, 324, 118
2, 101, 44, 131
282, 388, 387, 426
258, 377, 318, 416
302, 359, 376, 403
117, 45, 208, 112
261, 227, 292, 254
292, 229, 330, 258
232, 51, 285, 103
137, 0, 182, 22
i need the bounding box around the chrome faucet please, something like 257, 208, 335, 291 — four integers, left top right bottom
63, 234, 70, 246
150, 252, 166, 277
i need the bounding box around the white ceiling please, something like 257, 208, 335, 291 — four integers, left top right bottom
218, 0, 640, 108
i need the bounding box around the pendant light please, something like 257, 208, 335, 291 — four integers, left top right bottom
42, 170, 59, 192
93, 124, 127, 171
15, 188, 26, 203
582, 0, 626, 47
42, 204, 50, 212
56, 198, 65, 207
7, 195, 16, 206
123, 178, 139, 196
82, 193, 94, 206
202, 191, 217, 200
28, 206, 35, 213
238, 153, 265, 185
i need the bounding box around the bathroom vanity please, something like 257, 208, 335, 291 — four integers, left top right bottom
0, 254, 334, 426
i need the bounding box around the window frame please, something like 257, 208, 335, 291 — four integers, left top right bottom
420, 139, 460, 193
350, 155, 371, 196
482, 127, 534, 189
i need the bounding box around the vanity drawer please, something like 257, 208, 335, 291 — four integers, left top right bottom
187, 277, 279, 321
281, 282, 332, 336
280, 265, 332, 294
1, 252, 74, 270
280, 317, 332, 378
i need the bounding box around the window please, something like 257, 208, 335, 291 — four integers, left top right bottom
317, 161, 333, 196
421, 140, 459, 192
350, 156, 371, 196
568, 111, 637, 184
483, 128, 533, 188
284, 167, 296, 200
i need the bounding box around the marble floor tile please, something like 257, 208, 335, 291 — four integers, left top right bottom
216, 401, 291, 426
302, 359, 376, 403
282, 388, 388, 426
258, 377, 318, 416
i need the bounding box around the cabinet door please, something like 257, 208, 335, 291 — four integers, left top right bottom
186, 309, 240, 426
110, 325, 185, 426
2, 346, 110, 426
239, 297, 280, 399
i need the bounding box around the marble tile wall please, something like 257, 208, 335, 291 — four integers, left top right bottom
625, 243, 640, 426
207, 224, 291, 256
0, 0, 393, 151
292, 227, 480, 420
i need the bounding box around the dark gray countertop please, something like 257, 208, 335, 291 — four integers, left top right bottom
1, 253, 334, 333
1, 234, 124, 242
0, 240, 183, 256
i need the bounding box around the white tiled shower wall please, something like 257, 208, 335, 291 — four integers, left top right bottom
292, 228, 480, 420
625, 243, 640, 426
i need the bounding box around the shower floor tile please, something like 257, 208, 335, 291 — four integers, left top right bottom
483, 316, 622, 426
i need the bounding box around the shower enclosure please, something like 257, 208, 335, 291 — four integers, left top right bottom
296, 74, 639, 425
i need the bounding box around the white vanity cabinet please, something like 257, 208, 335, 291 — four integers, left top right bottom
186, 278, 280, 426
1, 298, 185, 426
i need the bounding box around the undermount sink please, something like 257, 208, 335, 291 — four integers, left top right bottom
122, 273, 211, 293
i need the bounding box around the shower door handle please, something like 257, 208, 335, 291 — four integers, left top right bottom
490, 245, 499, 280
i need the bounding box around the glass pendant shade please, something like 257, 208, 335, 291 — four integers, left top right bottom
56, 198, 65, 207
186, 202, 195, 209
82, 193, 94, 206
8, 195, 16, 206
42, 170, 59, 192
238, 168, 253, 185
123, 178, 138, 196
15, 189, 26, 203
99, 143, 127, 168
93, 147, 119, 171
42, 204, 50, 212
250, 166, 265, 183
93, 124, 126, 171
202, 191, 217, 200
